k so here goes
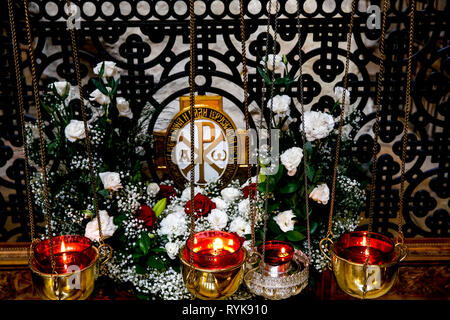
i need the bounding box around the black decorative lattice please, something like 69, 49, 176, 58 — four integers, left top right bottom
0, 0, 448, 241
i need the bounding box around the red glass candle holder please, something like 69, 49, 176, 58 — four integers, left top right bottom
258, 240, 294, 266
33, 235, 97, 274
334, 231, 396, 265
182, 231, 244, 270
258, 240, 295, 276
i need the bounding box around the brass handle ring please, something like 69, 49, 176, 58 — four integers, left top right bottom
319, 237, 334, 263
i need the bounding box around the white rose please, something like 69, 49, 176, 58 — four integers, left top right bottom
64, 119, 86, 142
260, 54, 284, 73
238, 198, 250, 216
302, 111, 335, 141
229, 217, 251, 237
309, 183, 330, 205
116, 97, 133, 119
220, 187, 241, 202
269, 94, 291, 126
99, 171, 122, 191
269, 94, 291, 115
207, 209, 228, 230
273, 210, 296, 233
165, 242, 180, 260
89, 89, 110, 105
93, 61, 118, 78
172, 206, 186, 218
146, 183, 160, 197
84, 210, 118, 241
159, 213, 188, 237
51, 81, 70, 97
280, 147, 303, 176
181, 186, 203, 201
334, 86, 351, 106
211, 197, 228, 211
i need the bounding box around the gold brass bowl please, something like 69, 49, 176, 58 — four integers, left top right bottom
320, 235, 407, 299
29, 246, 100, 300
179, 245, 247, 300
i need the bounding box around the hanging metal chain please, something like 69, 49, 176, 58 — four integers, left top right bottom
367, 0, 390, 237
397, 0, 416, 244
325, 0, 358, 238
238, 0, 255, 248
22, 0, 55, 273
253, 0, 274, 249
363, 0, 390, 298
296, 0, 312, 260
65, 0, 105, 245
8, 0, 36, 243
261, 1, 280, 270
188, 0, 196, 269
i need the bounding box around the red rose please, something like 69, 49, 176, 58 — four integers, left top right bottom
184, 193, 216, 217
159, 185, 177, 200
242, 183, 258, 199
135, 204, 156, 229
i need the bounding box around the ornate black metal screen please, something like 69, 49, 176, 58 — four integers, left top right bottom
0, 0, 448, 241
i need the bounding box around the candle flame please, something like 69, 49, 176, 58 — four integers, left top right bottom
213, 238, 224, 252
362, 236, 367, 247
279, 246, 289, 258
61, 240, 68, 270
365, 248, 369, 257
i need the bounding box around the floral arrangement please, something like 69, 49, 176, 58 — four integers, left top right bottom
25, 55, 369, 299
256, 54, 368, 271
26, 61, 262, 299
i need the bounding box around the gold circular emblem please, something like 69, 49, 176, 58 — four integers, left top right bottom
164, 103, 239, 189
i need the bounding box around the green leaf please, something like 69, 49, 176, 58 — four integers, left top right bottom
92, 78, 109, 96
310, 221, 319, 234
306, 165, 315, 181
40, 100, 54, 116
136, 292, 150, 300
305, 141, 313, 155
47, 140, 58, 154
98, 62, 105, 78
286, 231, 305, 242
138, 232, 151, 255
135, 264, 147, 274
113, 214, 126, 226
267, 202, 280, 214
151, 247, 167, 254
110, 78, 120, 96
268, 219, 281, 234
146, 255, 165, 270
258, 172, 266, 183
257, 66, 271, 85
132, 252, 143, 260
275, 234, 286, 241
153, 198, 167, 217
278, 181, 300, 194
98, 189, 110, 197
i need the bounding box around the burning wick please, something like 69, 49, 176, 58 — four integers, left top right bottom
279, 247, 289, 258
61, 240, 68, 271
212, 238, 224, 255
361, 236, 370, 258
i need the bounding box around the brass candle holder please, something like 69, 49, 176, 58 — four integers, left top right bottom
179, 231, 247, 300
320, 231, 408, 299
29, 235, 112, 300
